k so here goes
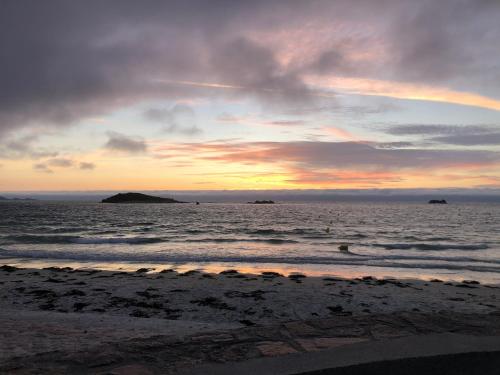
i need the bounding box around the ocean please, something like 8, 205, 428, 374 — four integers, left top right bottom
1, 200, 499, 283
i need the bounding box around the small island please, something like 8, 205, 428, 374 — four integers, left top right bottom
428, 199, 447, 204
248, 200, 275, 204
101, 192, 185, 204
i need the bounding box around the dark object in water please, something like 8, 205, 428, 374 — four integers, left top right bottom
338, 244, 349, 252
101, 192, 185, 203
196, 201, 200, 205
248, 200, 275, 204
239, 319, 256, 326
428, 199, 447, 204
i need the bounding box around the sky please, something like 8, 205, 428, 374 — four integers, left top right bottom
0, 0, 499, 192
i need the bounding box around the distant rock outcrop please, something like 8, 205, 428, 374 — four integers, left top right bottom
248, 200, 275, 204
0, 196, 35, 201
428, 199, 447, 204
101, 192, 185, 203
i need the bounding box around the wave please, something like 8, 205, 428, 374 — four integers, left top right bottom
372, 243, 488, 251
72, 237, 164, 245
43, 227, 89, 234
2, 234, 81, 244
401, 236, 453, 242
343, 233, 369, 239
248, 229, 278, 235
185, 237, 298, 244
1, 234, 164, 245
246, 228, 331, 236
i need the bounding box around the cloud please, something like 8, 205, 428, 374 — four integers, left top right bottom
33, 159, 95, 172
216, 113, 245, 124
104, 132, 147, 153
385, 124, 494, 136
156, 140, 499, 171
143, 104, 201, 135
387, 0, 500, 94
208, 37, 313, 106
374, 142, 414, 149
153, 139, 500, 188
0, 134, 58, 159
285, 168, 404, 186
385, 124, 500, 146
1, 0, 500, 140
47, 158, 73, 167
431, 133, 500, 146
265, 120, 305, 126
0, 2, 317, 137
216, 113, 307, 128
33, 163, 53, 174
322, 127, 358, 141
79, 162, 95, 170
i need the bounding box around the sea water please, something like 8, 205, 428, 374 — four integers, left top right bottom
0, 201, 499, 282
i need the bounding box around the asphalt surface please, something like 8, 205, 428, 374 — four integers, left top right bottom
298, 351, 500, 375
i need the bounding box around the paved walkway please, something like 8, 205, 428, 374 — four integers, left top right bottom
1, 310, 499, 374
187, 333, 500, 375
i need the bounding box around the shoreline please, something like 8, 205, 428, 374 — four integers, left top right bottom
3, 257, 500, 285
1, 263, 499, 324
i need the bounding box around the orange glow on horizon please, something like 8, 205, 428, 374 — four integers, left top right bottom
2, 146, 498, 191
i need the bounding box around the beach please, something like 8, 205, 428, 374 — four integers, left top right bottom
3, 0, 500, 372
1, 264, 499, 373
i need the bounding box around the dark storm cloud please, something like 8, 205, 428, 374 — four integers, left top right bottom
1, 0, 499, 137
104, 132, 147, 153
0, 0, 314, 137
209, 37, 313, 105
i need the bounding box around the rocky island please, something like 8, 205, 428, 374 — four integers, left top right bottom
428, 199, 447, 204
248, 200, 275, 204
101, 192, 185, 203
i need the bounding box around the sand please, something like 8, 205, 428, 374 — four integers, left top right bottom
1, 264, 499, 373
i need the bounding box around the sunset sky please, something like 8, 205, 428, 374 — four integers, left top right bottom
1, 0, 499, 191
